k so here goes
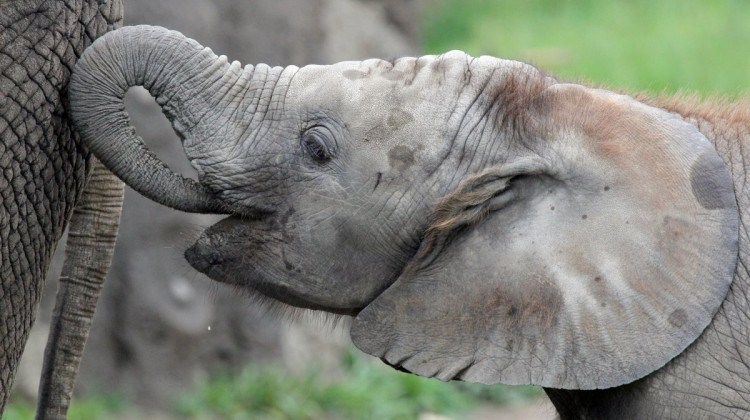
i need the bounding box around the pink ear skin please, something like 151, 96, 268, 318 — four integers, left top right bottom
351, 84, 738, 390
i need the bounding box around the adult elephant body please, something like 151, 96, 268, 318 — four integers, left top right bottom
70, 25, 749, 418
0, 1, 124, 417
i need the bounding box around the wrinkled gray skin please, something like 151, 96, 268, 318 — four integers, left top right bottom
1, 1, 124, 418
544, 96, 750, 418
70, 25, 749, 419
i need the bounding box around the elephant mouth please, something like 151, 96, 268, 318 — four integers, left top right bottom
184, 229, 365, 317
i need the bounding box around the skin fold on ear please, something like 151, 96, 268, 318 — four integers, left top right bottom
351, 84, 739, 390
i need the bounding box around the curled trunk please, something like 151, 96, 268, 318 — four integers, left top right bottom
68, 25, 259, 214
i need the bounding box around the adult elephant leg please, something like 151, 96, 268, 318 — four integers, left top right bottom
0, 0, 123, 415
36, 161, 124, 420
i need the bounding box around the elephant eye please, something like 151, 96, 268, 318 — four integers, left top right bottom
301, 127, 333, 163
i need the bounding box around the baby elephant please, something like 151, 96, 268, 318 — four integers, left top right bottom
69, 25, 747, 419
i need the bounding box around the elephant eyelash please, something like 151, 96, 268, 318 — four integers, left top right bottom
303, 136, 330, 162
300, 126, 335, 163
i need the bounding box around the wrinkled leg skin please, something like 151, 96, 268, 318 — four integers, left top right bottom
37, 161, 124, 418
0, 0, 123, 416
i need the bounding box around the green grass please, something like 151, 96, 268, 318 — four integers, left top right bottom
423, 0, 750, 96
174, 349, 541, 420
3, 394, 126, 420
5, 350, 540, 420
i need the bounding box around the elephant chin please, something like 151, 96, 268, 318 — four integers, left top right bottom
184, 234, 364, 317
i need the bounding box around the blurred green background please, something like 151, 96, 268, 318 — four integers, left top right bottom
5, 349, 541, 420
423, 0, 750, 96
7, 1, 748, 419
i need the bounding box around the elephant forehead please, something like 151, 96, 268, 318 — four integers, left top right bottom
288, 51, 523, 106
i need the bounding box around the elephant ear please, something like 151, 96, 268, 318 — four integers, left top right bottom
351, 84, 738, 389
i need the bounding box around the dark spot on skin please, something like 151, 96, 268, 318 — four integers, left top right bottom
364, 125, 387, 143
582, 214, 587, 220
343, 69, 368, 80
386, 108, 414, 129
373, 172, 382, 191
660, 216, 691, 246
550, 206, 555, 211
363, 109, 414, 145
690, 151, 734, 210
589, 273, 607, 302
668, 308, 688, 329
388, 145, 415, 172
604, 185, 610, 191
489, 273, 562, 341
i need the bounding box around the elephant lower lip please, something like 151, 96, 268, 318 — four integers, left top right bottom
250, 281, 364, 316
185, 230, 367, 316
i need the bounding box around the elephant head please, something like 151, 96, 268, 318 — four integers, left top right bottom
69, 25, 738, 393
